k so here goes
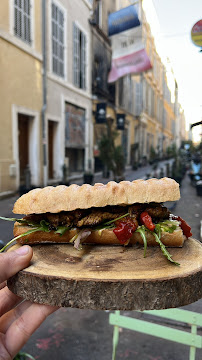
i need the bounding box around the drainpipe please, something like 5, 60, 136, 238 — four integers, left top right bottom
42, 0, 47, 187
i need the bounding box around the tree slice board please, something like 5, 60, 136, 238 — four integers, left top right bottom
7, 238, 202, 311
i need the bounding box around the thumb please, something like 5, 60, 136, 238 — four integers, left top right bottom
0, 246, 33, 284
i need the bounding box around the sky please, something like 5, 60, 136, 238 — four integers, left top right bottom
142, 0, 202, 143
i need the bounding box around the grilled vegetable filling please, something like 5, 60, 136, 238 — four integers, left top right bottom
0, 202, 192, 266
23, 203, 170, 230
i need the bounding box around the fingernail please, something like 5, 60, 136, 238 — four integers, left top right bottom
15, 246, 30, 256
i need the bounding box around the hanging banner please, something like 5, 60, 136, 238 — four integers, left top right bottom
111, 26, 142, 59
108, 48, 152, 83
108, 5, 140, 37
108, 21, 152, 83
96, 103, 106, 123
116, 114, 125, 130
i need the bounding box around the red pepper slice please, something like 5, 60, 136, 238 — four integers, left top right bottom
140, 211, 155, 231
171, 215, 192, 238
113, 219, 137, 244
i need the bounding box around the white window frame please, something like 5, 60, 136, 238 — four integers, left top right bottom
46, 117, 61, 181
10, 0, 34, 48
73, 21, 88, 91
50, 0, 67, 80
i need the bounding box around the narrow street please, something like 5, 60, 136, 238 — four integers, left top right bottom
0, 164, 201, 360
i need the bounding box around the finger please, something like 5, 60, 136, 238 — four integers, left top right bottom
0, 286, 22, 317
0, 300, 32, 334
5, 303, 58, 357
0, 246, 33, 283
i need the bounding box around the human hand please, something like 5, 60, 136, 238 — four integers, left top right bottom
0, 245, 58, 360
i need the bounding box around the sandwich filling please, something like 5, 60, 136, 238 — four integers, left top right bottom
23, 202, 170, 232
0, 202, 192, 266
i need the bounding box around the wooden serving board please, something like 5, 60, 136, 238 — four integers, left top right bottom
7, 238, 202, 311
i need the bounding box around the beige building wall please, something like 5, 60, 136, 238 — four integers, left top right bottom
45, 0, 93, 181
0, 0, 43, 194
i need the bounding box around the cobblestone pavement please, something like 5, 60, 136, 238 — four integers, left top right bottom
0, 162, 201, 360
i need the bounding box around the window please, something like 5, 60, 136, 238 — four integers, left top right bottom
14, 0, 32, 44
95, 0, 102, 28
73, 23, 87, 89
118, 78, 124, 107
172, 119, 175, 135
52, 2, 65, 78
135, 81, 142, 116
163, 108, 167, 128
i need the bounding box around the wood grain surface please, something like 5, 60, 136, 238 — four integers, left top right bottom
7, 238, 202, 310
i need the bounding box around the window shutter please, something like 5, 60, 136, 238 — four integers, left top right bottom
81, 32, 86, 89
73, 23, 80, 87
14, 0, 31, 44
52, 2, 65, 78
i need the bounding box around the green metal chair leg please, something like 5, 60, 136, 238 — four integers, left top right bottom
189, 325, 197, 360
112, 311, 120, 360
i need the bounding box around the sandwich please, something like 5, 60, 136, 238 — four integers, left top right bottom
0, 177, 192, 265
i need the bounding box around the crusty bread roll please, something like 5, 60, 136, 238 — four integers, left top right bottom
14, 223, 186, 247
13, 178, 180, 215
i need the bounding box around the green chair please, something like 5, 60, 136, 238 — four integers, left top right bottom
110, 309, 202, 360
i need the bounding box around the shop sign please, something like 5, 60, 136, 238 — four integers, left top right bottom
96, 103, 106, 124
117, 114, 125, 130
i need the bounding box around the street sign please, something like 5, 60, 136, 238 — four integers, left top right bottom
191, 20, 202, 47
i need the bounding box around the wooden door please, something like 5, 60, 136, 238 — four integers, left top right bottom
18, 114, 29, 184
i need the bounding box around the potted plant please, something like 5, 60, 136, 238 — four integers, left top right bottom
98, 130, 125, 182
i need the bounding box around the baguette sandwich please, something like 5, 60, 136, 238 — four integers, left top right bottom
0, 178, 192, 265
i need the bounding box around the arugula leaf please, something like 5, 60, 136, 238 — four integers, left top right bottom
94, 223, 115, 231
55, 226, 69, 236
153, 230, 180, 266
14, 352, 36, 360
135, 226, 147, 257
0, 228, 41, 253
94, 212, 130, 232
0, 216, 23, 222
103, 213, 129, 226
0, 216, 37, 226
0, 219, 52, 253
39, 220, 50, 232
155, 223, 161, 238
